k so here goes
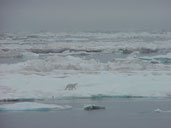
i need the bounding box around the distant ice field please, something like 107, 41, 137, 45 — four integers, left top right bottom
0, 30, 171, 100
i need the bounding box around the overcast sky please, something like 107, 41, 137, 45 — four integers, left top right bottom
0, 0, 171, 31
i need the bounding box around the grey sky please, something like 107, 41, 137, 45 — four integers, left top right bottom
0, 0, 171, 31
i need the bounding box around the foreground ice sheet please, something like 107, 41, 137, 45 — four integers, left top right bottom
0, 72, 171, 100
0, 102, 72, 111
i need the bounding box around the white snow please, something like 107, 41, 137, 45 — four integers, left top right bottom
0, 72, 171, 100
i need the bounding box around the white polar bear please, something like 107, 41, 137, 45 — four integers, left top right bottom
65, 83, 77, 90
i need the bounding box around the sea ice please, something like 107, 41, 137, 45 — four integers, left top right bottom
0, 102, 72, 111
84, 104, 105, 110
0, 72, 171, 100
154, 108, 171, 113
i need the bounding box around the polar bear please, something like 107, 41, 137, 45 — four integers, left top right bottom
65, 83, 77, 90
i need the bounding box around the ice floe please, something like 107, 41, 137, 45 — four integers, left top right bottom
0, 102, 72, 111
84, 104, 105, 110
0, 72, 171, 100
154, 108, 171, 113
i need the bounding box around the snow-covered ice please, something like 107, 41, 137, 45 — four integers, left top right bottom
0, 31, 171, 100
0, 72, 171, 100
